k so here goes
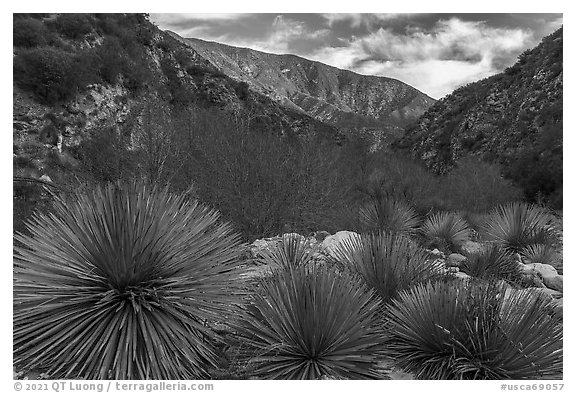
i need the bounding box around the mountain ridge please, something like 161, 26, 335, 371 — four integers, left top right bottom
167, 32, 436, 136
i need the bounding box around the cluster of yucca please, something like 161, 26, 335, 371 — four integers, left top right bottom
480, 202, 559, 251
346, 198, 562, 379
14, 182, 563, 380
386, 279, 563, 379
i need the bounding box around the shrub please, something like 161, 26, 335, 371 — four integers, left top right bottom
13, 17, 50, 47
14, 47, 80, 104
71, 127, 136, 183
358, 197, 420, 235
184, 109, 343, 240
460, 245, 523, 283
361, 153, 437, 212
96, 37, 127, 84
234, 81, 250, 100
13, 181, 244, 379
331, 232, 443, 304
420, 211, 471, 252
238, 263, 385, 379
438, 158, 523, 213
50, 13, 93, 39
385, 279, 563, 379
479, 202, 559, 253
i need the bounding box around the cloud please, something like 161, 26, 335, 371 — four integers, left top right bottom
151, 13, 252, 25
309, 18, 536, 98
322, 13, 416, 29
215, 15, 331, 54
360, 18, 532, 64
354, 59, 495, 99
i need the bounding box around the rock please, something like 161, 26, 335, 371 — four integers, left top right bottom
250, 238, 275, 258
453, 272, 470, 280
543, 274, 563, 292
429, 248, 445, 258
250, 233, 305, 258
321, 231, 360, 258
39, 174, 52, 183
446, 253, 466, 268
524, 263, 558, 280
459, 240, 485, 254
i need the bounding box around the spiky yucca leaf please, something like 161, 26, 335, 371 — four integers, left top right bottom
386, 280, 563, 379
14, 181, 244, 380
480, 202, 559, 253
331, 232, 443, 304
358, 198, 420, 235
239, 264, 385, 379
460, 245, 523, 283
421, 211, 471, 252
258, 233, 313, 269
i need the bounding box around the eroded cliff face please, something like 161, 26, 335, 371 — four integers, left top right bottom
396, 28, 562, 206
169, 34, 436, 135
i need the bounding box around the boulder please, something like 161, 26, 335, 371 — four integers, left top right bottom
459, 240, 485, 254
446, 253, 466, 268
523, 263, 561, 290
543, 275, 563, 292
321, 231, 360, 258
39, 174, 52, 183
429, 248, 445, 258
250, 238, 277, 258
453, 272, 470, 280
524, 263, 558, 279
250, 233, 306, 259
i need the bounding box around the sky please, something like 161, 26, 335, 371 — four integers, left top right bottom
150, 13, 563, 99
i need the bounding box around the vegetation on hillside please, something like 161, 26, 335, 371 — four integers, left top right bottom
398, 28, 562, 208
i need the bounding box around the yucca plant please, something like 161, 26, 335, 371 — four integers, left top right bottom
460, 245, 523, 283
13, 181, 245, 379
258, 233, 314, 269
331, 231, 443, 305
480, 202, 559, 253
358, 197, 420, 236
238, 263, 385, 379
420, 211, 471, 252
521, 244, 563, 274
385, 279, 563, 379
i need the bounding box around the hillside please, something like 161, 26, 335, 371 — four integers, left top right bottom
170, 34, 435, 138
397, 27, 563, 207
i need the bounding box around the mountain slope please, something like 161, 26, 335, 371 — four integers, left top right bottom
167, 33, 435, 136
396, 27, 563, 207
12, 13, 343, 235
